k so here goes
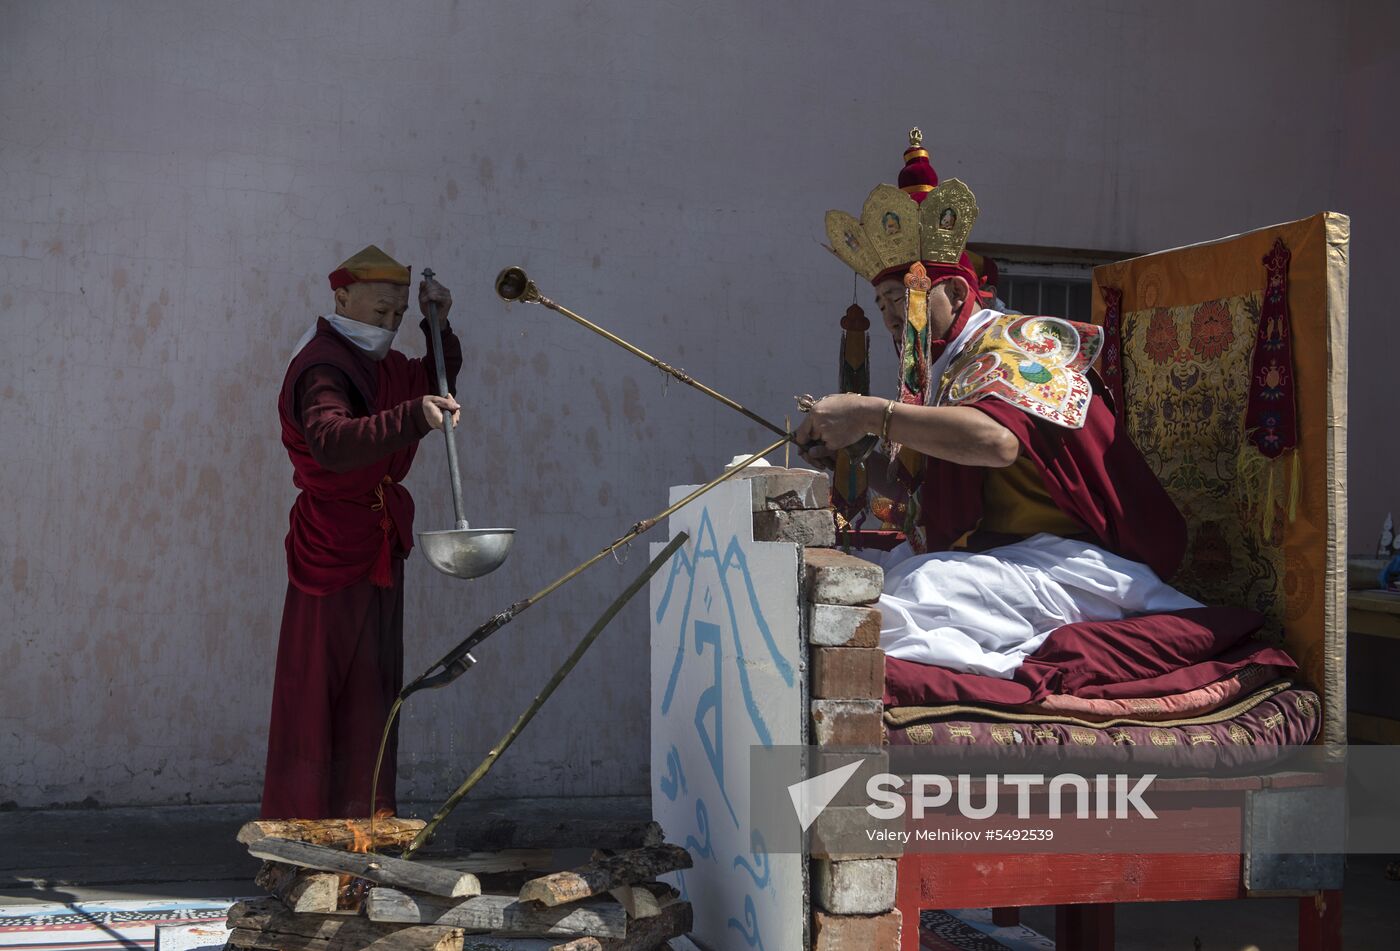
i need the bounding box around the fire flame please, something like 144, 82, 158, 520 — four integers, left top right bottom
346, 818, 373, 855
336, 813, 393, 911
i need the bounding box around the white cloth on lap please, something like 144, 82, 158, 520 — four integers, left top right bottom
873, 533, 1202, 679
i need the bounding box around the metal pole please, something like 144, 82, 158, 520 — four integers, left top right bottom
367, 433, 795, 826
400, 531, 690, 859
422, 267, 467, 529
496, 267, 788, 438
399, 432, 793, 698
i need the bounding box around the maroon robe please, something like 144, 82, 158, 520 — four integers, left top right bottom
921, 372, 1188, 580
261, 316, 460, 820
882, 302, 1221, 708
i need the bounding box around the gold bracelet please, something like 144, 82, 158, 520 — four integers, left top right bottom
880, 399, 896, 445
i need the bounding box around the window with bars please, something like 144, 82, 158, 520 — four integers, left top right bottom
996, 263, 1096, 321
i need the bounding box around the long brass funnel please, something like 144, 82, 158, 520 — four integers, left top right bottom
494, 265, 787, 438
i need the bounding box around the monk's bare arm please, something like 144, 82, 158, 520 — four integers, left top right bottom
886, 403, 1018, 468
417, 318, 462, 396
297, 366, 431, 473
797, 394, 1018, 469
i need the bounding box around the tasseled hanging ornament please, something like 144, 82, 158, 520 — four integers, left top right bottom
369, 476, 395, 587
1238, 237, 1300, 542
890, 263, 933, 552
832, 302, 871, 543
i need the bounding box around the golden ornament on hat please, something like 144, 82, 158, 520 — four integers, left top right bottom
823, 128, 980, 282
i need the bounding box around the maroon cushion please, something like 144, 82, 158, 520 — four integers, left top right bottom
885, 656, 1037, 707
1021, 606, 1268, 695
884, 607, 1292, 707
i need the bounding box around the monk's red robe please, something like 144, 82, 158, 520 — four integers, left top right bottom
261, 317, 461, 820
879, 305, 1220, 705
921, 373, 1188, 580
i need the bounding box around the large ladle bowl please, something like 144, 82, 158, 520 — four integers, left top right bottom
417, 266, 515, 581
417, 526, 515, 581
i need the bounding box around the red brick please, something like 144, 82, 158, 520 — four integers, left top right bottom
811, 803, 904, 859
805, 548, 883, 605
809, 603, 882, 648
815, 750, 890, 809
737, 467, 831, 511
812, 909, 903, 950
812, 699, 884, 747
811, 647, 885, 700
752, 508, 836, 546
812, 858, 898, 914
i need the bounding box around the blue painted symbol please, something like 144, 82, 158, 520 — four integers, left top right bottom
659, 745, 687, 802
693, 620, 738, 826
657, 507, 794, 750
684, 797, 714, 862
733, 830, 771, 890
727, 893, 766, 949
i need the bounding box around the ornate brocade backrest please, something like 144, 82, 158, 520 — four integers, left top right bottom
1092, 214, 1349, 744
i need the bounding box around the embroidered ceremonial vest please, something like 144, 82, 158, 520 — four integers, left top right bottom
934, 313, 1103, 429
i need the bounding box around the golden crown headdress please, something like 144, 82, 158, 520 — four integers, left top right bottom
824, 129, 980, 282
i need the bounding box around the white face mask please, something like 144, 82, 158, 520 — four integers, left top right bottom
326, 313, 399, 361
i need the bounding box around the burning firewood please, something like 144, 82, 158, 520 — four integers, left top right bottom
517, 847, 692, 908
228, 822, 693, 950
225, 898, 462, 951
604, 883, 679, 921
458, 940, 601, 950
444, 851, 555, 874
246, 837, 481, 898
238, 817, 426, 852
365, 889, 626, 938
592, 902, 691, 950
253, 862, 342, 914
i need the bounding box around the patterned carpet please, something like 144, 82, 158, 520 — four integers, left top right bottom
0, 901, 235, 951
3, 899, 1054, 950
922, 909, 1055, 951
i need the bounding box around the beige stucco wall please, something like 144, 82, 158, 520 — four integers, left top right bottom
1, 0, 1393, 806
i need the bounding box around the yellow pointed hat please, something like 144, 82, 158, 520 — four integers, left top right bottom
328, 244, 411, 290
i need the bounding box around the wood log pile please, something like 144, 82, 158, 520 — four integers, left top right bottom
224, 819, 695, 951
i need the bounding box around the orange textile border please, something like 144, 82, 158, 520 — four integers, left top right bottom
1092, 213, 1350, 745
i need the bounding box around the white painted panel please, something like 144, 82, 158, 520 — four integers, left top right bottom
651, 478, 803, 951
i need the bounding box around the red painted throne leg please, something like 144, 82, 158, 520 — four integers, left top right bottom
1298, 890, 1342, 950
1055, 902, 1115, 951
896, 852, 923, 951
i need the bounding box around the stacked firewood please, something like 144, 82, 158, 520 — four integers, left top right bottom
224, 818, 694, 951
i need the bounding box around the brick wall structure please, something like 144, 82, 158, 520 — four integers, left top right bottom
743, 467, 902, 951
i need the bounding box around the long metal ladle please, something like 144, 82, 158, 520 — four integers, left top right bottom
494, 266, 878, 461
415, 267, 515, 581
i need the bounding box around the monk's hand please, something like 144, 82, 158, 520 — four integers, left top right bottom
798, 393, 882, 451
797, 439, 837, 472
419, 276, 453, 321
421, 395, 461, 431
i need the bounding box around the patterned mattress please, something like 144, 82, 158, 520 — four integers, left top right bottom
885, 681, 1321, 770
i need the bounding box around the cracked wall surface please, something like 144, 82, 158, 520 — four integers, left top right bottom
1, 0, 1394, 806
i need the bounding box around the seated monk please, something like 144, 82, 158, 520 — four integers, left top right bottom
799, 134, 1199, 680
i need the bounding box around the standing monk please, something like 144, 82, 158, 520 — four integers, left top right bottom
262, 245, 462, 820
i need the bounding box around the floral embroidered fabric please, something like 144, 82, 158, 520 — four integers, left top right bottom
936, 314, 1103, 429
1118, 292, 1288, 639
